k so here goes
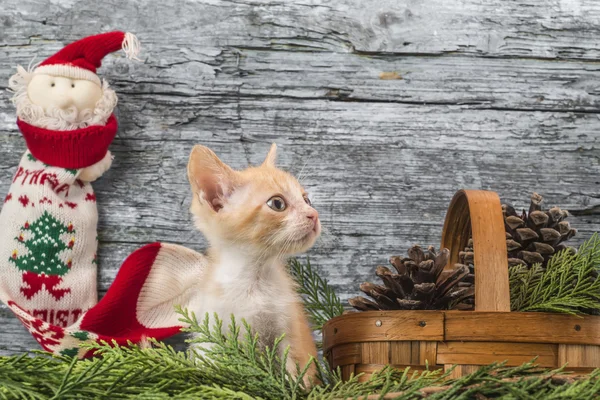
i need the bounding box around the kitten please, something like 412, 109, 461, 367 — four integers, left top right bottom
186, 143, 320, 383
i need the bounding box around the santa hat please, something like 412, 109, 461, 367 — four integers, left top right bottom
33, 31, 141, 86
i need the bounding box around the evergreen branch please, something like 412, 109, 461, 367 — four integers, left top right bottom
3, 241, 600, 398
1, 324, 600, 398
177, 307, 308, 400
289, 257, 344, 332
510, 233, 600, 314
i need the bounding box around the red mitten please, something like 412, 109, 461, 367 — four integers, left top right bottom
0, 31, 140, 354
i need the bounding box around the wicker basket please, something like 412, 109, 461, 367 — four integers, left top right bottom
323, 190, 600, 381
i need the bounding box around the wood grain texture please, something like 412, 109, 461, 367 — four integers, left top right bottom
361, 342, 390, 365
437, 341, 558, 367
558, 344, 600, 368
341, 364, 356, 382
331, 342, 362, 366
444, 364, 480, 380
323, 311, 444, 353
419, 341, 438, 366
441, 190, 510, 311
389, 341, 437, 365
1, 0, 599, 355
389, 341, 413, 365
444, 312, 600, 345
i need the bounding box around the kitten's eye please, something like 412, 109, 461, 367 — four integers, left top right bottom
303, 194, 312, 206
71, 83, 75, 88
267, 196, 286, 212
50, 83, 55, 87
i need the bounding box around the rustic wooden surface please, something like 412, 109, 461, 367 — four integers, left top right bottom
1, 0, 599, 355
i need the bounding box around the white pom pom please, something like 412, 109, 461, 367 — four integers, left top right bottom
78, 151, 114, 182
122, 32, 141, 61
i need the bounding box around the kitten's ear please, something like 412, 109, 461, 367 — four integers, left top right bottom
261, 143, 277, 167
187, 145, 236, 212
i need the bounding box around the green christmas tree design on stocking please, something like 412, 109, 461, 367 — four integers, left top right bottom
9, 211, 76, 300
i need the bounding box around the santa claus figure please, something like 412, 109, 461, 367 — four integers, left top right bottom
0, 32, 140, 355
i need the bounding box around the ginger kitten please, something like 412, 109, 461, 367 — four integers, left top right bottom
187, 143, 320, 382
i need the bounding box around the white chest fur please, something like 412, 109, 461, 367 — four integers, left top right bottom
190, 252, 298, 346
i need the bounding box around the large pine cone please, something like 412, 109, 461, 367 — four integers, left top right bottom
504, 193, 577, 267
459, 193, 577, 269
349, 245, 474, 311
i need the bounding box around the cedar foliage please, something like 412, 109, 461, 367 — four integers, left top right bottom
510, 233, 600, 314
1, 256, 600, 398
289, 257, 344, 331
1, 310, 600, 399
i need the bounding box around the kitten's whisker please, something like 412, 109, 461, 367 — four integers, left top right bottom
274, 228, 301, 259
296, 160, 309, 184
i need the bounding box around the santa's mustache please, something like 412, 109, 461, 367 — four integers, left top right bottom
16, 103, 108, 131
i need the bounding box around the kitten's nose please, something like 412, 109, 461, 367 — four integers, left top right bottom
307, 210, 319, 221
307, 210, 319, 232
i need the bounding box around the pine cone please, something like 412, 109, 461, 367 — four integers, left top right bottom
458, 193, 577, 278
504, 193, 577, 268
349, 245, 474, 311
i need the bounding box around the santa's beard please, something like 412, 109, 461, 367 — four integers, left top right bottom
8, 65, 118, 131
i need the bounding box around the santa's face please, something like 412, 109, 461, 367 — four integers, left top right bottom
9, 67, 117, 131
27, 75, 103, 113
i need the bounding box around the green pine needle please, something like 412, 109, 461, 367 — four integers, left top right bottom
288, 257, 344, 332
510, 233, 600, 314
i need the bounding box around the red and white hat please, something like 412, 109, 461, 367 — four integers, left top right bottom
32, 31, 140, 86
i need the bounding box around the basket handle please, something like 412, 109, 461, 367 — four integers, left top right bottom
440, 190, 510, 312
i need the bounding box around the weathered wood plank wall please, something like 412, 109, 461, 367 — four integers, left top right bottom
1, 0, 599, 355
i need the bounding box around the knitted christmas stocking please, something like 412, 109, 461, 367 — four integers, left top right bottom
0, 31, 141, 353
7, 242, 205, 357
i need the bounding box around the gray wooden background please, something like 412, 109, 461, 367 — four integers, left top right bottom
1, 0, 599, 355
